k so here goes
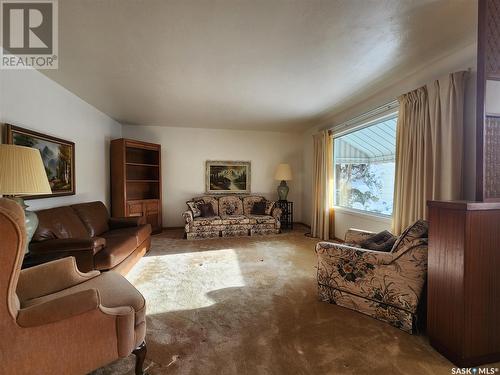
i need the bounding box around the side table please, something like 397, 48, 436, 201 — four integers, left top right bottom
276, 200, 293, 230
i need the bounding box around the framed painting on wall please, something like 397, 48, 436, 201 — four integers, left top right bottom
4, 124, 75, 199
205, 160, 251, 194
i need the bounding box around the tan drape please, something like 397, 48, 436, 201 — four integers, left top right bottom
392, 71, 467, 234
311, 130, 334, 240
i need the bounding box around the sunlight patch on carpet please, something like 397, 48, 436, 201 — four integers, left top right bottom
126, 248, 245, 314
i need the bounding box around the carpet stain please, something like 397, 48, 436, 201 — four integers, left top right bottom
92, 226, 491, 375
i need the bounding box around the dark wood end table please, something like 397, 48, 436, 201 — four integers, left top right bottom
276, 200, 293, 230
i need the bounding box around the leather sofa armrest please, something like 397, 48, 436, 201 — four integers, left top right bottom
17, 257, 100, 301
109, 216, 146, 229
29, 237, 106, 255
17, 288, 100, 327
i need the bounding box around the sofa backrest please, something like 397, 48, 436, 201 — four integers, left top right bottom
391, 219, 428, 255
242, 196, 265, 215
189, 195, 271, 216
33, 206, 89, 241
71, 201, 110, 237
218, 196, 243, 216
191, 196, 219, 216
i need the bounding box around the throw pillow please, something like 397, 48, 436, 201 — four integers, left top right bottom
360, 230, 397, 252
199, 203, 215, 217
251, 201, 267, 215
186, 200, 201, 218
264, 200, 275, 215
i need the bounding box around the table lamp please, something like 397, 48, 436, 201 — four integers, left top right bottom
274, 163, 292, 201
0, 144, 52, 253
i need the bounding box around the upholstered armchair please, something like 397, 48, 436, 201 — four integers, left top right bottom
0, 198, 148, 375
315, 220, 428, 333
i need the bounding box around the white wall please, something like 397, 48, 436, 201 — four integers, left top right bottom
0, 44, 477, 234
122, 125, 303, 227
0, 68, 122, 210
301, 43, 477, 238
334, 208, 392, 240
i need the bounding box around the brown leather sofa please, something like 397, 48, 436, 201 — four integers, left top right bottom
0, 198, 148, 375
29, 201, 151, 274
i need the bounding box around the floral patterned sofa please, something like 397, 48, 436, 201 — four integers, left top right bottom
182, 195, 282, 239
315, 220, 428, 333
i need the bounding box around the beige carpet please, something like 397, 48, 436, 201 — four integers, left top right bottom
93, 226, 469, 375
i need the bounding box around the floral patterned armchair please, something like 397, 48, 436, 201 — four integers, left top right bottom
315, 220, 428, 333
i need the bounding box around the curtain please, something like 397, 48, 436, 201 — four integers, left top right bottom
392, 71, 467, 234
311, 130, 334, 240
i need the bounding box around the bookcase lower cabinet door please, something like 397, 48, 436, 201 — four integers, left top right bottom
144, 201, 161, 233
127, 200, 162, 234
127, 201, 144, 217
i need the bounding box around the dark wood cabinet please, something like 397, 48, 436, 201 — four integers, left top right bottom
427, 200, 500, 367
111, 139, 162, 234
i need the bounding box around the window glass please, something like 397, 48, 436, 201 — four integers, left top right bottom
333, 114, 397, 216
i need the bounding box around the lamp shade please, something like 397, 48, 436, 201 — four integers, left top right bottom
0, 144, 51, 195
274, 163, 292, 181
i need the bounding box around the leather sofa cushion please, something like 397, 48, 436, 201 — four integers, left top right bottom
72, 201, 110, 237
29, 237, 106, 254
103, 224, 151, 247
94, 235, 138, 270
33, 207, 89, 241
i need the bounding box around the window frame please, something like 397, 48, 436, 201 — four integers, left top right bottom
331, 107, 399, 219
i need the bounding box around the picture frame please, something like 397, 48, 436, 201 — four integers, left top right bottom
205, 160, 251, 194
3, 124, 75, 199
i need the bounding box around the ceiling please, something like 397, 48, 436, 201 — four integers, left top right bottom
43, 0, 476, 132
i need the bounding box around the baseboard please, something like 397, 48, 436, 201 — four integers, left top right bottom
294, 222, 311, 228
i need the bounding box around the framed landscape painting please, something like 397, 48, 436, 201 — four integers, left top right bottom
206, 161, 251, 194
4, 124, 75, 199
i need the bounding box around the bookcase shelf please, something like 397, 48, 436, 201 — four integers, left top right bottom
126, 180, 160, 183
125, 162, 159, 167
111, 139, 162, 233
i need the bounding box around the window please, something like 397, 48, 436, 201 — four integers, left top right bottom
333, 114, 397, 216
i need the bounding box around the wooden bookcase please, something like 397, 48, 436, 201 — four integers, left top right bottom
110, 138, 162, 234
